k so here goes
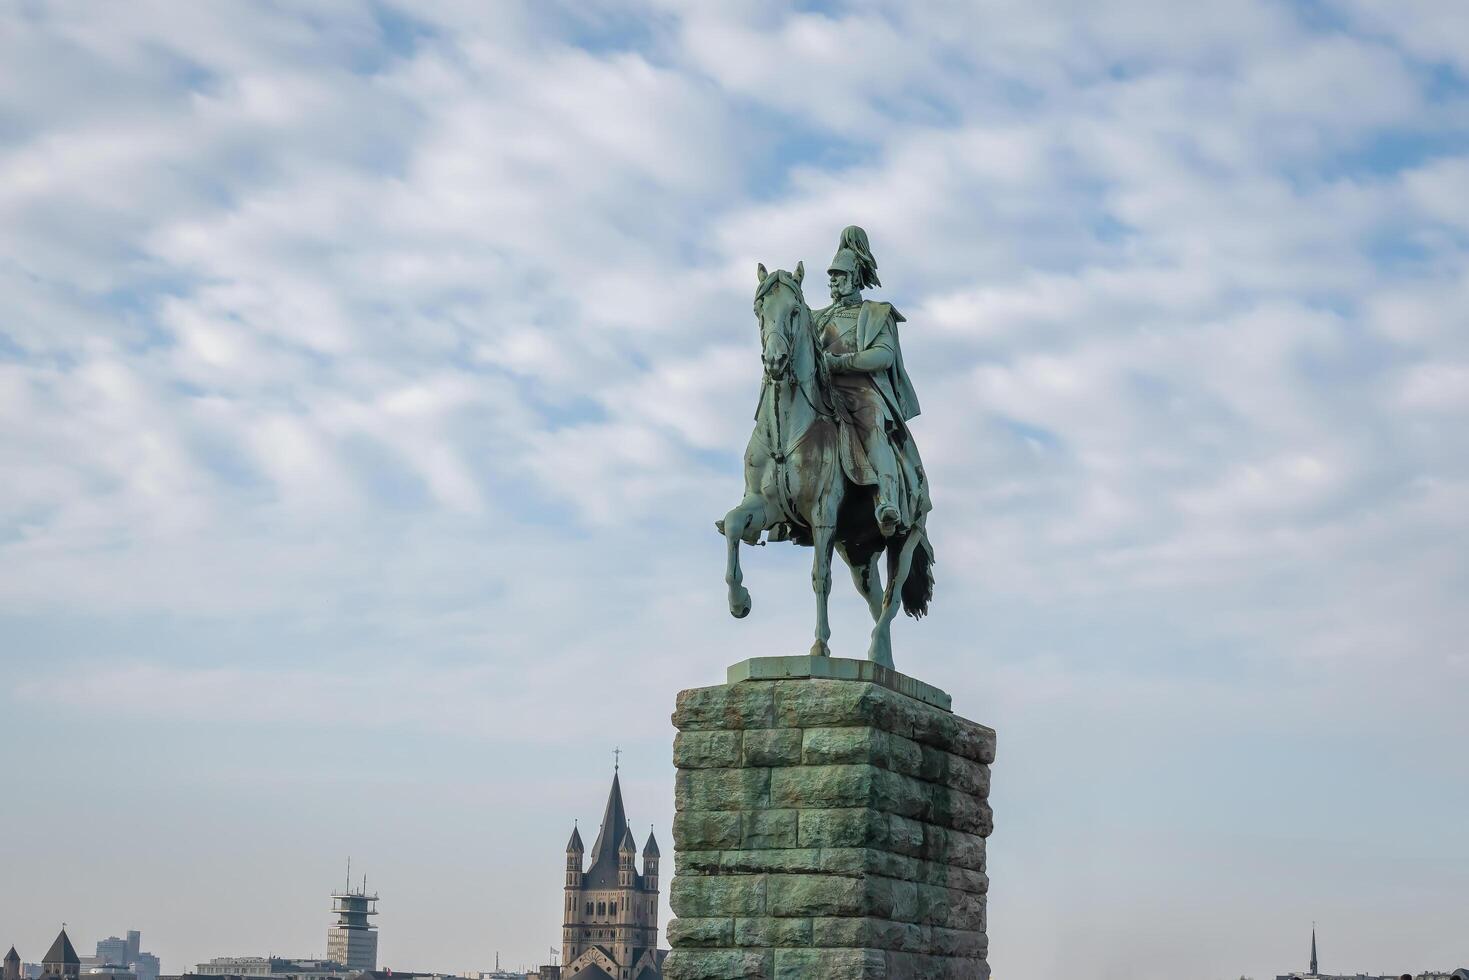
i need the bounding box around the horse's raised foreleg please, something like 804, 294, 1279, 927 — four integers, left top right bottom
720, 495, 765, 618
868, 528, 923, 670
810, 524, 836, 657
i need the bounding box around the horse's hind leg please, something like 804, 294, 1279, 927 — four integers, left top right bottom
838, 543, 884, 622
721, 495, 765, 618
868, 529, 922, 669
810, 524, 836, 657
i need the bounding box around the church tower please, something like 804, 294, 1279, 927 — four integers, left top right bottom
41, 930, 79, 980
559, 764, 664, 980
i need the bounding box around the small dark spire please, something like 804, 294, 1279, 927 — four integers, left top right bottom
43, 929, 78, 968
643, 826, 660, 857
619, 825, 637, 853
1310, 925, 1318, 975
566, 823, 584, 852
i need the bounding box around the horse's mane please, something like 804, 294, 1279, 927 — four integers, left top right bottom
756, 269, 832, 397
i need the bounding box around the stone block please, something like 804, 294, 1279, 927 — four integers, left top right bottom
674, 731, 743, 769
671, 874, 768, 917
810, 916, 922, 952
676, 767, 771, 811
721, 848, 823, 875
674, 810, 743, 849
773, 947, 885, 980
666, 917, 734, 948
674, 849, 724, 875
743, 728, 803, 766
919, 745, 990, 797
771, 764, 876, 809
733, 916, 812, 947
663, 948, 773, 980
766, 873, 866, 917
920, 825, 986, 872
797, 807, 886, 849
773, 679, 907, 730
673, 684, 776, 731
742, 808, 798, 848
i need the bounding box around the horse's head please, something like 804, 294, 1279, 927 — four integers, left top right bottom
754, 261, 809, 383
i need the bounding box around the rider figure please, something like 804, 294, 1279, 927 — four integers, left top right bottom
814, 226, 925, 538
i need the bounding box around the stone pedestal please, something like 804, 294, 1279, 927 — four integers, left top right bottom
665, 657, 995, 980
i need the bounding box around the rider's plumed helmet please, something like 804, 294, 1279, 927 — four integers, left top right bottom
828, 247, 861, 278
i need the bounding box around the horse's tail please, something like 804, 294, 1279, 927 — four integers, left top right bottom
901, 530, 935, 619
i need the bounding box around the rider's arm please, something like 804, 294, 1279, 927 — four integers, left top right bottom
832, 347, 894, 373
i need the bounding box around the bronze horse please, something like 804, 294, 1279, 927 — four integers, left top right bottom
717, 263, 932, 669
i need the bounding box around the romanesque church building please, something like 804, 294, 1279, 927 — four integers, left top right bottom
560, 769, 663, 980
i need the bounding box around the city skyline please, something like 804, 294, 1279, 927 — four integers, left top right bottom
2, 2, 1466, 978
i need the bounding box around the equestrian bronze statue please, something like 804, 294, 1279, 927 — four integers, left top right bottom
717, 226, 934, 669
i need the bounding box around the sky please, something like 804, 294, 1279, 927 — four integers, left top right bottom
1, 1, 1467, 978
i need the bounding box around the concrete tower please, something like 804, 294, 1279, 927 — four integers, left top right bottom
327, 871, 379, 972
560, 767, 663, 980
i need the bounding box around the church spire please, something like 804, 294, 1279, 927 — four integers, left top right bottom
1310, 925, 1318, 975
588, 767, 630, 869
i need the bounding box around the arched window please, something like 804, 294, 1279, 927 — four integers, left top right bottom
609, 902, 617, 916
585, 901, 593, 915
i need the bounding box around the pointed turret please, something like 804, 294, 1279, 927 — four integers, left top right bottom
618, 825, 637, 887
1310, 926, 1318, 976
42, 929, 79, 980
565, 822, 584, 886
643, 827, 661, 892
5, 946, 22, 980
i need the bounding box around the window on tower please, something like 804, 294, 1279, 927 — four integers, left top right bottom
609, 902, 617, 916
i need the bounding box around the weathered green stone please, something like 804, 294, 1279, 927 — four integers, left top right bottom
720, 848, 823, 875
810, 916, 922, 952
733, 916, 812, 947
773, 947, 885, 980
773, 679, 907, 730
670, 874, 768, 917
919, 745, 990, 797
771, 763, 876, 809
674, 731, 743, 769
743, 728, 803, 766
816, 846, 918, 882
676, 767, 772, 812
766, 873, 865, 917
742, 808, 797, 848
663, 948, 773, 980
921, 825, 986, 871
669, 672, 993, 978
674, 810, 743, 849
674, 849, 725, 875
666, 917, 734, 948
673, 684, 776, 731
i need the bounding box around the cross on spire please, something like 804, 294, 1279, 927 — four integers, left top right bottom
613, 746, 621, 771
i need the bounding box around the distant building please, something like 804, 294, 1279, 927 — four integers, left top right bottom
6, 947, 22, 980
326, 880, 379, 973
559, 765, 664, 980
1276, 928, 1469, 980
189, 958, 349, 980
90, 930, 159, 980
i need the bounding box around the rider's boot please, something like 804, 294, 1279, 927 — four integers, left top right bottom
876, 478, 900, 537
